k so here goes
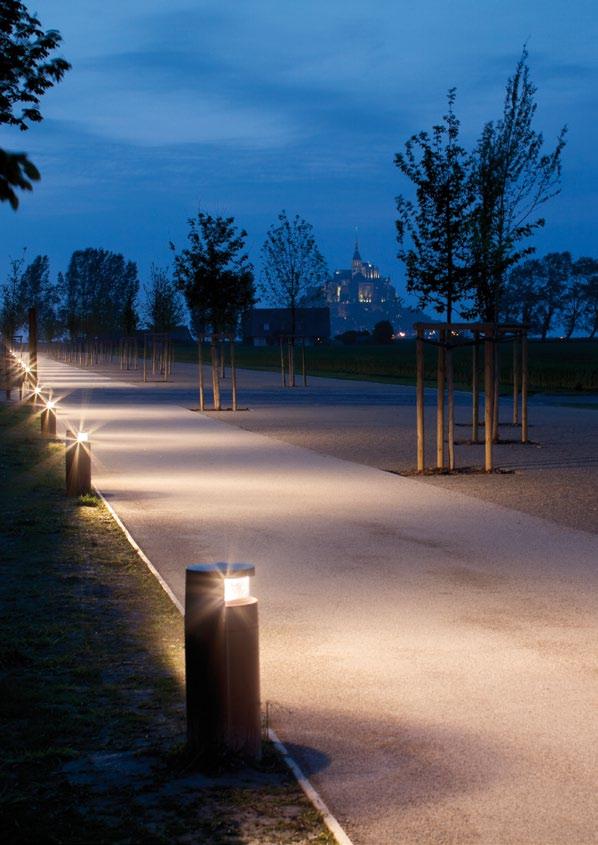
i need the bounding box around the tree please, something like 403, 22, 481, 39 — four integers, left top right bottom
260, 211, 328, 337
171, 211, 255, 410
144, 265, 185, 334
535, 252, 571, 340
0, 1, 70, 208
61, 248, 139, 339
468, 48, 566, 322
395, 89, 473, 323
15, 253, 62, 341
575, 257, 598, 339
500, 259, 544, 328
122, 292, 137, 336
0, 252, 26, 339
561, 257, 593, 339
372, 320, 394, 344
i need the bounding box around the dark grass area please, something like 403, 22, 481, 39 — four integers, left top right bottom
174, 339, 598, 392
0, 404, 334, 844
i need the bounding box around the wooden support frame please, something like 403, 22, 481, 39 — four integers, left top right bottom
278, 335, 309, 388
413, 322, 529, 474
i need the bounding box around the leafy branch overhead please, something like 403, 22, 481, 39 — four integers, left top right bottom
0, 148, 39, 209
0, 1, 70, 130
0, 1, 71, 208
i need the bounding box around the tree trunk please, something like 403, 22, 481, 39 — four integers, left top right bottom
484, 333, 494, 472
280, 337, 286, 387
436, 331, 446, 470
198, 338, 205, 411
289, 337, 295, 388
472, 333, 479, 443
521, 331, 528, 444
28, 307, 38, 386
447, 340, 455, 471
211, 336, 221, 411
492, 337, 500, 443
230, 336, 237, 412
512, 337, 519, 425
416, 328, 425, 473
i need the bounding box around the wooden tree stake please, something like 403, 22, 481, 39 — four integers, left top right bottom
484, 333, 494, 472
436, 331, 446, 470
521, 331, 528, 443
472, 332, 479, 443
416, 328, 425, 473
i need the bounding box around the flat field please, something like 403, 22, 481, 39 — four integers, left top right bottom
175, 339, 598, 392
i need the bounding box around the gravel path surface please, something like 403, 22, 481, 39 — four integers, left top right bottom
37, 356, 598, 845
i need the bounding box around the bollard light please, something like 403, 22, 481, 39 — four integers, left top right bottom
28, 384, 42, 405
66, 430, 91, 496
185, 562, 261, 767
224, 572, 251, 603
40, 400, 57, 438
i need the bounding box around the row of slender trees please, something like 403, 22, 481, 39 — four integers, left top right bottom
0, 208, 329, 346
0, 249, 184, 341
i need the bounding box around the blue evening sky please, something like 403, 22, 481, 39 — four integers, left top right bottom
1, 0, 596, 306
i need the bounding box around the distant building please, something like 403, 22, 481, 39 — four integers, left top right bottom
242, 308, 330, 346
302, 237, 427, 336
323, 238, 396, 306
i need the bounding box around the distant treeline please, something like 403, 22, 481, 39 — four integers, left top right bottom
500, 252, 598, 339
0, 247, 184, 341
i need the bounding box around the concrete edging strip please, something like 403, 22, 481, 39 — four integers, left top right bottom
93, 486, 184, 614
93, 486, 355, 845
268, 727, 355, 845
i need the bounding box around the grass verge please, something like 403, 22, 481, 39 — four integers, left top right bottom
0, 403, 335, 844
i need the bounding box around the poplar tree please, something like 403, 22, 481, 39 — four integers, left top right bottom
171, 211, 255, 410
260, 211, 328, 337
62, 248, 139, 339
469, 48, 566, 322
395, 89, 473, 324
144, 265, 185, 334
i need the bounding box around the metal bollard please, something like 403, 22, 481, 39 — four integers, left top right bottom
185, 562, 261, 767
65, 430, 92, 496
30, 385, 43, 406
40, 401, 57, 437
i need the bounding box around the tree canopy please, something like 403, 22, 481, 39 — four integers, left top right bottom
395, 90, 473, 323
61, 248, 139, 339
260, 211, 328, 335
144, 265, 185, 334
171, 211, 255, 339
395, 48, 566, 324
501, 252, 598, 339
468, 47, 566, 321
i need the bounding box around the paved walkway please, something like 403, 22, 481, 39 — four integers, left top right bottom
38, 357, 597, 844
